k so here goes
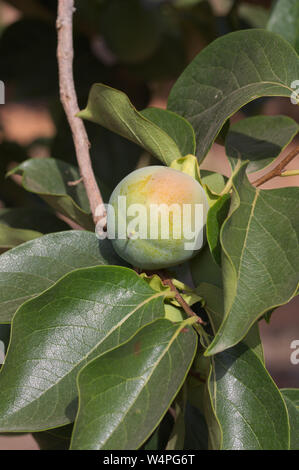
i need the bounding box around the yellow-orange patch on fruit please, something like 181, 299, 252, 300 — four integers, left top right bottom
147, 171, 195, 205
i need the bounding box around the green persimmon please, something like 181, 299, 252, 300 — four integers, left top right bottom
107, 166, 209, 269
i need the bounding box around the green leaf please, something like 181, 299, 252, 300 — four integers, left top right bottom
70, 319, 197, 450
226, 115, 299, 173
140, 108, 196, 156
0, 266, 171, 431
8, 158, 100, 230
206, 343, 290, 450
281, 389, 299, 450
0, 230, 127, 323
78, 84, 182, 166
168, 29, 299, 161
206, 163, 299, 356
200, 170, 227, 195
206, 194, 231, 266
164, 304, 185, 323
0, 224, 42, 252
267, 0, 299, 53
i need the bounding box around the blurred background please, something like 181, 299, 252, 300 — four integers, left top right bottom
0, 0, 298, 450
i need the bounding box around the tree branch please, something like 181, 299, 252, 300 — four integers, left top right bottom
56, 0, 105, 226
252, 143, 299, 187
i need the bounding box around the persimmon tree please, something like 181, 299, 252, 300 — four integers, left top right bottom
0, 0, 298, 450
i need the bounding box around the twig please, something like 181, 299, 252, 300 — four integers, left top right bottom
158, 271, 206, 325
252, 143, 299, 187
56, 0, 105, 226
67, 177, 84, 187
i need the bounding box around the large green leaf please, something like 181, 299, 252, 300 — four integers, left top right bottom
8, 158, 100, 230
267, 0, 299, 53
78, 84, 182, 166
0, 231, 126, 323
70, 319, 197, 450
205, 343, 290, 450
206, 164, 299, 356
168, 29, 299, 161
226, 115, 299, 173
0, 266, 172, 432
140, 108, 196, 156
281, 389, 299, 450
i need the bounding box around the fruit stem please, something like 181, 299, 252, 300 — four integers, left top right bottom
158, 271, 206, 326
